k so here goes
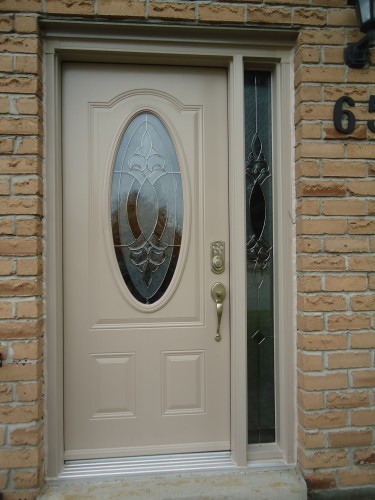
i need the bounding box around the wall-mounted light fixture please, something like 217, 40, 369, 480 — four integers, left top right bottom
345, 0, 375, 68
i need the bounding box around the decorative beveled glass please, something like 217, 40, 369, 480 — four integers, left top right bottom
111, 112, 183, 305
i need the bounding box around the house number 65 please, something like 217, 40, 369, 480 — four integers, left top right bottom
333, 95, 375, 134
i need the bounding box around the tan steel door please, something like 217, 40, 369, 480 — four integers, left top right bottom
63, 63, 230, 460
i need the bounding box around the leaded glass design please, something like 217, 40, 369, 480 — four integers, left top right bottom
111, 112, 183, 305
245, 71, 275, 444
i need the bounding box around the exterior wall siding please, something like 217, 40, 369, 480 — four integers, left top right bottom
0, 0, 374, 497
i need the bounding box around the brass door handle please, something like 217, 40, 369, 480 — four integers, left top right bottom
211, 282, 226, 342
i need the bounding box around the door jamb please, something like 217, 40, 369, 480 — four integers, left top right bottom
44, 22, 296, 478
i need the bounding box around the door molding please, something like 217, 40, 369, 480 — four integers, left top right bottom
44, 21, 296, 478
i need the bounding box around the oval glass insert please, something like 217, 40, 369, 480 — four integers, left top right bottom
111, 112, 183, 305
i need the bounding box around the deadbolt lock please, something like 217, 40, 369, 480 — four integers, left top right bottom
211, 241, 225, 274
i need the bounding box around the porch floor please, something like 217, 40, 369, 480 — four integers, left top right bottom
39, 468, 307, 499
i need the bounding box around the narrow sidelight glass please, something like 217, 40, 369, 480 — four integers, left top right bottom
111, 112, 183, 305
244, 71, 275, 445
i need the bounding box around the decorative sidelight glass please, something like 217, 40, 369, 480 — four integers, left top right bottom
245, 71, 275, 444
111, 112, 183, 305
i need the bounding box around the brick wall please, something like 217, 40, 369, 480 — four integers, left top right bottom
0, 0, 374, 498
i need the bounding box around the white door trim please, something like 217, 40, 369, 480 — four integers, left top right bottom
44, 22, 296, 479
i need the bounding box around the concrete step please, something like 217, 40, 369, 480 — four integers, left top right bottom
39, 468, 307, 499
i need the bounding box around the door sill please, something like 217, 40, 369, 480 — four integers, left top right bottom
57, 451, 236, 480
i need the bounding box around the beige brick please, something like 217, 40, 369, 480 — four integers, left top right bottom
354, 448, 375, 466
299, 372, 347, 391
15, 137, 42, 156
295, 8, 326, 26
296, 86, 321, 105
0, 15, 13, 32
149, 2, 195, 21
348, 220, 375, 235
0, 279, 41, 298
297, 315, 324, 332
0, 360, 41, 381
298, 27, 345, 45
298, 449, 348, 469
0, 117, 41, 135
0, 403, 41, 424
0, 54, 13, 72
45, 0, 93, 15
0, 157, 41, 175
295, 67, 346, 85
15, 97, 41, 116
328, 352, 370, 369
348, 144, 375, 160
298, 333, 347, 351
352, 409, 375, 426
328, 314, 371, 332
323, 200, 366, 216
0, 95, 9, 113
17, 300, 42, 319
13, 470, 40, 489
299, 409, 347, 429
0, 218, 13, 236
296, 220, 346, 236
351, 333, 375, 349
298, 352, 323, 371
248, 6, 291, 24
297, 200, 321, 216
323, 47, 344, 65
13, 342, 41, 361
13, 176, 42, 195
0, 198, 42, 216
295, 47, 321, 66
324, 86, 368, 103
296, 121, 322, 141
0, 36, 38, 54
339, 469, 375, 487
0, 320, 42, 339
97, 0, 146, 18
0, 301, 13, 319
15, 55, 39, 74
0, 258, 13, 275
0, 238, 41, 256
327, 391, 370, 409
16, 381, 42, 401
296, 237, 321, 253
298, 390, 324, 410
349, 255, 375, 272
297, 255, 345, 271
0, 176, 10, 195
325, 237, 369, 253
325, 275, 367, 292
0, 448, 40, 468
347, 180, 375, 196
351, 295, 375, 311
16, 258, 42, 276
305, 472, 336, 491
0, 0, 41, 12
298, 295, 346, 312
352, 370, 375, 388
16, 218, 42, 236
296, 104, 332, 121
296, 141, 344, 159
297, 275, 321, 292
199, 3, 244, 23
328, 429, 372, 447
322, 160, 366, 177
297, 181, 346, 197
298, 429, 325, 450
0, 138, 13, 154
14, 15, 38, 33
369, 275, 375, 290
296, 159, 320, 178
10, 426, 41, 446
0, 384, 13, 403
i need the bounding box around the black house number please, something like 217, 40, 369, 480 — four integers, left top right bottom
334, 95, 375, 134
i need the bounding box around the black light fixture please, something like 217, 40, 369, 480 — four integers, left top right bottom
345, 0, 375, 68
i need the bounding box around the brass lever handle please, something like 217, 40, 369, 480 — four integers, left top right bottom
211, 282, 226, 342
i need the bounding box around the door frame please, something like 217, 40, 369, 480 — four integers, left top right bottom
44, 21, 296, 479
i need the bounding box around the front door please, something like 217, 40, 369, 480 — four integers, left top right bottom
62, 63, 230, 460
